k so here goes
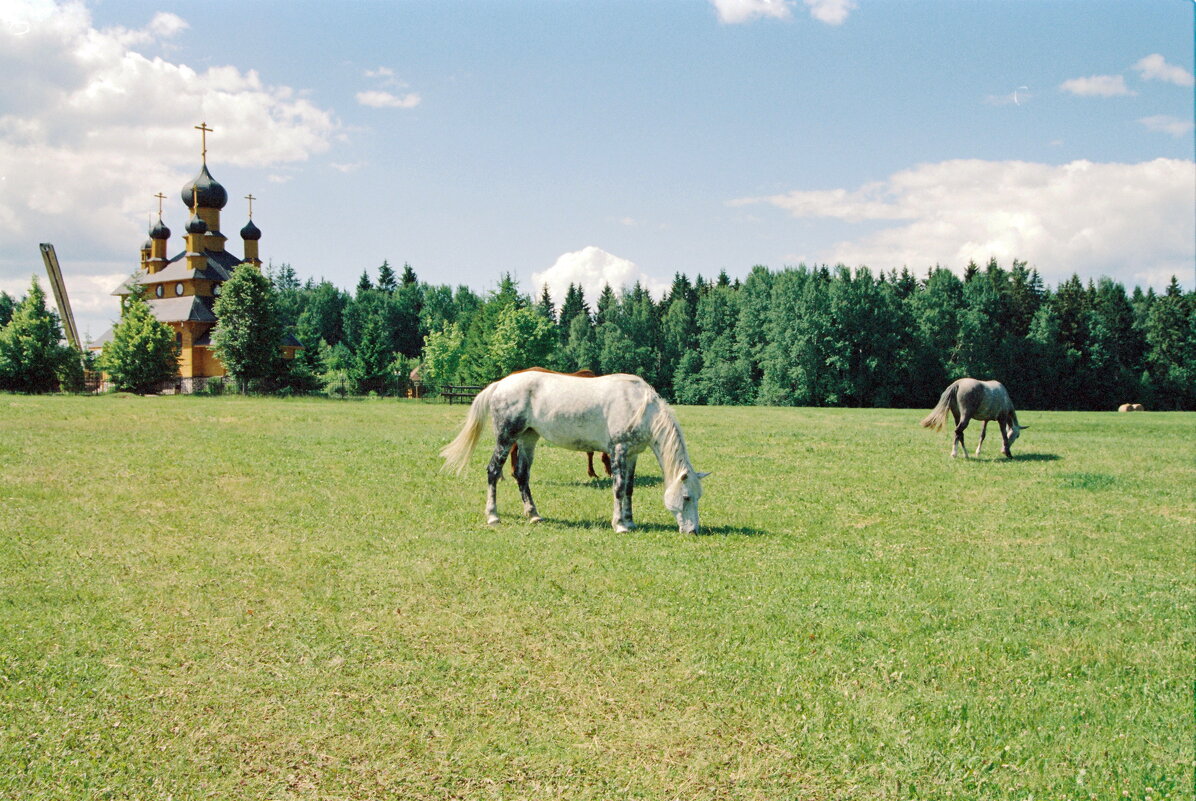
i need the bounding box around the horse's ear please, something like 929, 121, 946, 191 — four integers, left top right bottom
696, 471, 712, 480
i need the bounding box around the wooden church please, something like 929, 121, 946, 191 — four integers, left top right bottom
96, 123, 300, 391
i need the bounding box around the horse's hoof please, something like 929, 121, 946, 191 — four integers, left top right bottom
614, 524, 631, 534
487, 515, 500, 526
529, 515, 543, 524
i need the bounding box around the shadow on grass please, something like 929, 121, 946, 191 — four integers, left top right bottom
535, 517, 770, 537
959, 452, 1062, 463
535, 475, 663, 488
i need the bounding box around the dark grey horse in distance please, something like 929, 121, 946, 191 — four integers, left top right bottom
920, 378, 1027, 458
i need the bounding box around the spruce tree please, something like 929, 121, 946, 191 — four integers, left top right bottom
376, 261, 398, 293
0, 291, 15, 327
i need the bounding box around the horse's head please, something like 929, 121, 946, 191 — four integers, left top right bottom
664, 469, 710, 534
1004, 422, 1027, 457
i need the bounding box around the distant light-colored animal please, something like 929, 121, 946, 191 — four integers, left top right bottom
1117, 402, 1145, 412
441, 371, 709, 533
920, 378, 1027, 459
507, 367, 612, 479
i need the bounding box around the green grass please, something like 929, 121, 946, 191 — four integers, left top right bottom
0, 395, 1191, 800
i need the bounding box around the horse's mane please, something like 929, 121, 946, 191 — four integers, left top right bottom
648, 396, 692, 482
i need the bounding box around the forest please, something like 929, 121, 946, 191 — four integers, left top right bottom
265, 258, 1194, 411
0, 258, 1192, 409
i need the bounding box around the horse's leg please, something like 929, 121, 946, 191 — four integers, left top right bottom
513, 432, 542, 522
610, 444, 635, 533
952, 412, 971, 459
622, 454, 639, 528
975, 420, 987, 457
602, 451, 612, 477
485, 436, 514, 526
586, 451, 598, 479
998, 417, 1012, 458
509, 442, 519, 477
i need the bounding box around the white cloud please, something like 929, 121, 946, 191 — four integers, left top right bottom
364, 66, 395, 79
1139, 115, 1195, 138
711, 0, 793, 24
1059, 74, 1134, 97
0, 0, 340, 337
330, 161, 366, 173
531, 246, 670, 307
1132, 54, 1195, 87
146, 12, 187, 39
804, 0, 855, 25
733, 158, 1195, 290
355, 90, 421, 109
711, 0, 854, 24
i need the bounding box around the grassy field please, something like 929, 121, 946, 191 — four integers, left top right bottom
0, 394, 1191, 800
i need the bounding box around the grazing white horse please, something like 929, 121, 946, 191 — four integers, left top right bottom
920, 378, 1027, 458
441, 371, 709, 533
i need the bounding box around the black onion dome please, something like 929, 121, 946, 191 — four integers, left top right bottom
240, 219, 261, 241
149, 217, 171, 240
142, 238, 153, 251
180, 163, 228, 210
186, 211, 208, 235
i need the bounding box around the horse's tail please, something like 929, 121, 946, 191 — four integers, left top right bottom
920, 382, 957, 431
440, 382, 496, 475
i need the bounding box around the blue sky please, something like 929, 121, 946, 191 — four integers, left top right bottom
1, 0, 1192, 339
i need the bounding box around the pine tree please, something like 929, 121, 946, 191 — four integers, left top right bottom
355, 270, 373, 297
0, 291, 14, 327
557, 284, 588, 349
536, 284, 556, 323
350, 315, 394, 394
376, 260, 398, 293
1144, 277, 1195, 409
99, 291, 179, 394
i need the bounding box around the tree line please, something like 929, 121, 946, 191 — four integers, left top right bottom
0, 258, 1192, 410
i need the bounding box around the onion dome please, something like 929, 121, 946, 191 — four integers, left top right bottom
149, 217, 171, 240
186, 211, 208, 235
180, 163, 228, 210
240, 218, 261, 241
142, 238, 153, 251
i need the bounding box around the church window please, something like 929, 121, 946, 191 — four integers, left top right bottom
174, 282, 185, 296
155, 285, 164, 298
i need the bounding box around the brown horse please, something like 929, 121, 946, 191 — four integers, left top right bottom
508, 368, 613, 478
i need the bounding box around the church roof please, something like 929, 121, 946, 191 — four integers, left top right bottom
147, 295, 218, 324
112, 250, 243, 294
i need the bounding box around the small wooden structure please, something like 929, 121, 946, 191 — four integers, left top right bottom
442, 384, 483, 404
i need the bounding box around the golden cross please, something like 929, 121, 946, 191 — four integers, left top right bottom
154, 192, 166, 216
194, 121, 213, 162
244, 193, 256, 218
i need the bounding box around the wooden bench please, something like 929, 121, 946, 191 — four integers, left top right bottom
441, 384, 483, 404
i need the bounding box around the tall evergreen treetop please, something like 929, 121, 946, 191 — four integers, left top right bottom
376, 261, 398, 293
